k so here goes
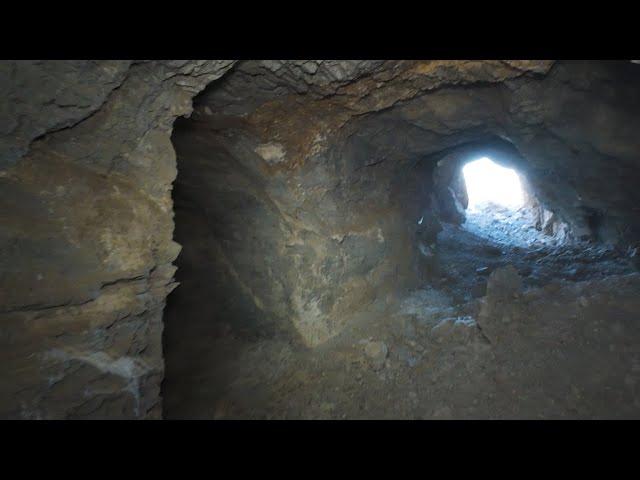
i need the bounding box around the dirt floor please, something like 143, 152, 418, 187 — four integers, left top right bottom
162, 212, 640, 420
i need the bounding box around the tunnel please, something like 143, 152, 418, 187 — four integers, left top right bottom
3, 60, 640, 419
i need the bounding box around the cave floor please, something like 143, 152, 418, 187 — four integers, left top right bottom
162, 226, 640, 420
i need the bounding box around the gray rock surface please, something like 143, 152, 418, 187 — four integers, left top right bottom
0, 60, 235, 419
3, 60, 640, 419
486, 265, 523, 300
363, 340, 388, 370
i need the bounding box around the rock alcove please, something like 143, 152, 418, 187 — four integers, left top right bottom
2, 60, 640, 419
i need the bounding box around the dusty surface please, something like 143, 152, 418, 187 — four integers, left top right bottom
163, 226, 640, 419
3, 60, 640, 419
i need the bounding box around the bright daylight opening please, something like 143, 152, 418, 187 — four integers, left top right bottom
462, 157, 524, 211
459, 156, 551, 248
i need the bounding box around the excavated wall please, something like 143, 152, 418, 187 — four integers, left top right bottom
2, 60, 640, 418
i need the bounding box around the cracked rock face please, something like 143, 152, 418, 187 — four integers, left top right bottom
3, 60, 640, 419
169, 59, 640, 353
0, 60, 235, 419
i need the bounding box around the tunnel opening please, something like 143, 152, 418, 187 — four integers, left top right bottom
460, 156, 565, 248
157, 61, 640, 420
430, 144, 572, 250
425, 141, 636, 307
9, 60, 640, 421
463, 157, 524, 210
161, 116, 638, 419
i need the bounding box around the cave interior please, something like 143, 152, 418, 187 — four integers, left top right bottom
3, 60, 640, 419
162, 60, 640, 419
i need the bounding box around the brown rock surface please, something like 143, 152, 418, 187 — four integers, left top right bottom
3, 60, 640, 419
0, 60, 235, 419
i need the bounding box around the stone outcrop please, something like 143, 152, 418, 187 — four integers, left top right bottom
3, 60, 640, 418
0, 60, 235, 419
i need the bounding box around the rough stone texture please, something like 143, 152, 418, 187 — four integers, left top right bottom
0, 60, 235, 419
363, 340, 388, 370
168, 60, 640, 355
486, 265, 523, 299
4, 60, 640, 419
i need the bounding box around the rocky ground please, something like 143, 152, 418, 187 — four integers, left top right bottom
428, 201, 633, 300
464, 202, 565, 248
162, 215, 640, 420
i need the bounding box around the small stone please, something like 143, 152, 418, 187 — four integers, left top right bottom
364, 340, 388, 370
406, 356, 418, 368
254, 142, 287, 165
396, 345, 419, 368
486, 265, 522, 299
301, 61, 319, 75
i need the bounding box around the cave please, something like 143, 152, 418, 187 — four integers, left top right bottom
3, 60, 640, 419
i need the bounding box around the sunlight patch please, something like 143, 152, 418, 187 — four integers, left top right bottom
462, 157, 524, 210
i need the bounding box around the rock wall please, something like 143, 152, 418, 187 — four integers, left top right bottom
3, 60, 640, 418
169, 60, 640, 352
0, 60, 235, 419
